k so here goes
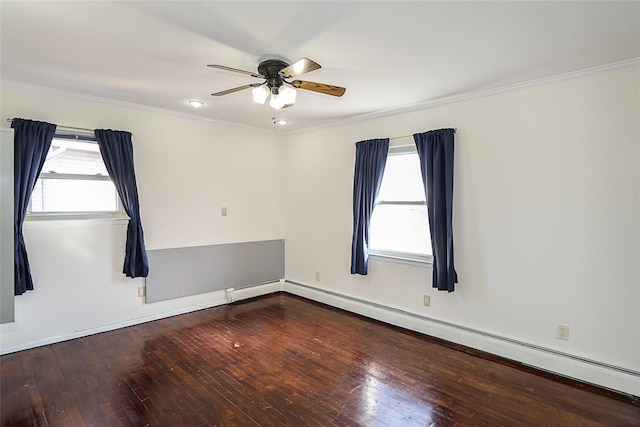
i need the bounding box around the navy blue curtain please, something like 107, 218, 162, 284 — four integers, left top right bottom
414, 128, 458, 292
350, 138, 389, 275
11, 118, 57, 295
95, 129, 149, 278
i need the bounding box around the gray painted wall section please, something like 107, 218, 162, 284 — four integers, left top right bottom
145, 239, 284, 303
1, 128, 15, 324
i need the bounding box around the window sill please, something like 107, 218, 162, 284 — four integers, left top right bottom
24, 214, 129, 227
369, 252, 432, 268
26, 213, 128, 222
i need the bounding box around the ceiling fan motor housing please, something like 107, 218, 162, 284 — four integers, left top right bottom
258, 59, 288, 91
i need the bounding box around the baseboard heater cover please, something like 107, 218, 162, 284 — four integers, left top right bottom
282, 280, 640, 398
226, 280, 285, 303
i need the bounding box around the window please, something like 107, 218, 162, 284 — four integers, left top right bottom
369, 143, 431, 262
28, 133, 125, 219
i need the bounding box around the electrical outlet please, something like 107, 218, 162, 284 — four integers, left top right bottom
138, 286, 146, 297
314, 272, 321, 282
556, 324, 570, 341
423, 295, 430, 307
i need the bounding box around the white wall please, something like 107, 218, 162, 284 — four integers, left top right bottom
0, 84, 285, 351
283, 65, 640, 390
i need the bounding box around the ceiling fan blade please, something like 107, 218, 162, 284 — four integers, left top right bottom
207, 64, 262, 78
279, 57, 321, 78
291, 80, 346, 97
211, 83, 261, 96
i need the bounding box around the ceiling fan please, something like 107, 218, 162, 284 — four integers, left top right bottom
207, 57, 346, 110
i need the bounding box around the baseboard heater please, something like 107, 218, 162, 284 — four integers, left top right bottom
145, 239, 284, 303
281, 280, 639, 397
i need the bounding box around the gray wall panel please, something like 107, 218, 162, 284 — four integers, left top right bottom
1, 128, 14, 324
145, 239, 284, 303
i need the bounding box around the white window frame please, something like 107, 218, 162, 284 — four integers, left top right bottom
27, 133, 128, 221
369, 142, 432, 265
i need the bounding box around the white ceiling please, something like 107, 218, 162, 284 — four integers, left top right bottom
2, 1, 639, 133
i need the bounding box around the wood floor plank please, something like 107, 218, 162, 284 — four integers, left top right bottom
2, 293, 639, 426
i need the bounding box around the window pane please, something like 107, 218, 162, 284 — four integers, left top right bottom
30, 179, 119, 213
42, 139, 109, 176
370, 151, 432, 258
369, 204, 432, 255
28, 137, 123, 217
377, 153, 425, 202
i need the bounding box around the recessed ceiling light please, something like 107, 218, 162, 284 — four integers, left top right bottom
188, 100, 204, 108
274, 119, 288, 126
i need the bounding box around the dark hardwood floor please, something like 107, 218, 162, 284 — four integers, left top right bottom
2, 293, 638, 426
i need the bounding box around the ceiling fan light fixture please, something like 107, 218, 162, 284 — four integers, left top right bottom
269, 91, 289, 110
269, 85, 296, 110
251, 85, 269, 104
280, 86, 297, 105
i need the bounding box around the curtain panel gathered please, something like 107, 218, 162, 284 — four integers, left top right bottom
350, 138, 389, 275
95, 129, 149, 278
11, 118, 57, 295
414, 128, 458, 292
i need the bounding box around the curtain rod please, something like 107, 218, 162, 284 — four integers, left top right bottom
7, 117, 457, 138
390, 128, 457, 140
6, 118, 95, 133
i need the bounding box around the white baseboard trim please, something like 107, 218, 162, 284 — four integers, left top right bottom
283, 280, 640, 398
1, 281, 287, 356
0, 295, 228, 356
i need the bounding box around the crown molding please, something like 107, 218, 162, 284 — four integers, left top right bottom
284, 58, 640, 135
